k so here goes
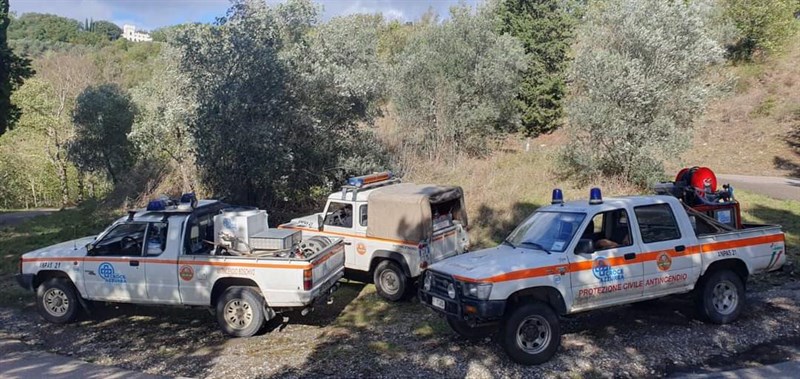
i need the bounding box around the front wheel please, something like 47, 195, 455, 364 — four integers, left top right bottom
695, 270, 744, 324
500, 302, 560, 365
373, 260, 408, 302
446, 316, 496, 340
36, 278, 80, 324
216, 286, 267, 337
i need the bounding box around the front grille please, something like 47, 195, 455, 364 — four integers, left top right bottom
428, 270, 458, 299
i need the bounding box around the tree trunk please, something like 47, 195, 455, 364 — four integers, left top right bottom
76, 170, 85, 203
57, 161, 69, 208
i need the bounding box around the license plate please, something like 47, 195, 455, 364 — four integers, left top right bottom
431, 297, 445, 310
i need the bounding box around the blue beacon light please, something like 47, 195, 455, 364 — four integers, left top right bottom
551, 188, 564, 205
589, 187, 603, 205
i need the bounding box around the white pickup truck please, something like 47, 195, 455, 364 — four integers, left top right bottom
15, 196, 345, 337
419, 188, 786, 365
280, 172, 469, 301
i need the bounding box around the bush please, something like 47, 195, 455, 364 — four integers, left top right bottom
723, 0, 799, 61
562, 0, 726, 187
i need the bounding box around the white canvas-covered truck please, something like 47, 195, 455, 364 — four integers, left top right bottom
419, 188, 786, 365
15, 195, 345, 337
279, 172, 469, 301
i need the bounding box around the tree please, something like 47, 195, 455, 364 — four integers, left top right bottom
495, 0, 578, 137
391, 4, 527, 159
70, 84, 135, 184
1, 0, 35, 136
129, 47, 198, 192
722, 0, 799, 61
7, 13, 82, 42
562, 0, 727, 186
171, 0, 386, 207
90, 20, 122, 40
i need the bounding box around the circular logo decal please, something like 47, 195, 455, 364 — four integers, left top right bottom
179, 265, 194, 281
356, 243, 367, 255
657, 252, 672, 271
98, 262, 115, 280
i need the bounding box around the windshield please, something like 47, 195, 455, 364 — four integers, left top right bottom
505, 211, 586, 253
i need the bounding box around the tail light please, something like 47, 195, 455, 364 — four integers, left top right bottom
19, 258, 23, 274
303, 268, 313, 291
418, 242, 430, 269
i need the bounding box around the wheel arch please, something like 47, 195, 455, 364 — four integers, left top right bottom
210, 277, 262, 307
34, 270, 74, 290
703, 259, 749, 286
369, 250, 412, 278
506, 286, 568, 316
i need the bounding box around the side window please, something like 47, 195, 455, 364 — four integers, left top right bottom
634, 204, 681, 244
185, 214, 215, 255
359, 204, 368, 227
579, 209, 633, 250
93, 223, 147, 256
324, 202, 353, 228
144, 222, 168, 256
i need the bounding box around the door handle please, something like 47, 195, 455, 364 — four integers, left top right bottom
130, 260, 140, 267
624, 253, 636, 261
343, 242, 352, 246
675, 245, 686, 252
86, 270, 96, 276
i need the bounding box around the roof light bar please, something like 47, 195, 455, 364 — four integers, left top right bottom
589, 187, 603, 205
347, 171, 393, 188
551, 188, 564, 205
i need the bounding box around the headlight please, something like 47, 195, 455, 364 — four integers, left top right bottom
447, 283, 456, 299
423, 272, 432, 291
462, 282, 492, 300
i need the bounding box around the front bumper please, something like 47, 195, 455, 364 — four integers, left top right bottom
15, 273, 35, 291
418, 272, 505, 324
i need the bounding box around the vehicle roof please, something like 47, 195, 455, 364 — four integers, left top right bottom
122, 199, 223, 223
537, 195, 679, 214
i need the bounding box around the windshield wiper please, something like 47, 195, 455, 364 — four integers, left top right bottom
502, 238, 516, 249
519, 241, 551, 254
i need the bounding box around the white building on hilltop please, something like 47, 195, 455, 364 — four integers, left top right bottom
122, 24, 152, 42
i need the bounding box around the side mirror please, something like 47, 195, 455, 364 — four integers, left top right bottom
575, 238, 594, 255
85, 243, 95, 255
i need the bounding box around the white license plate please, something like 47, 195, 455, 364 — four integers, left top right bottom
431, 297, 446, 310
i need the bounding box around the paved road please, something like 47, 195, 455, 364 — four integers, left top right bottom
677, 360, 800, 379
0, 209, 57, 228
0, 338, 168, 379
717, 174, 800, 201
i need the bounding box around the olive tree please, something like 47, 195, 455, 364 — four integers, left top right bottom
562, 0, 727, 186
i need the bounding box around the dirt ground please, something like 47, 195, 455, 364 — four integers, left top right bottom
2, 275, 800, 379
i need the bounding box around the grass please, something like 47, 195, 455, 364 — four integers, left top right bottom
736, 190, 800, 261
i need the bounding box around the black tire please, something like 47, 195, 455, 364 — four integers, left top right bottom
373, 260, 408, 302
501, 302, 560, 365
446, 316, 496, 340
36, 278, 80, 324
216, 286, 267, 337
695, 269, 745, 324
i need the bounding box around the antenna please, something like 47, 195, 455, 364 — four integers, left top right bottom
73, 226, 78, 250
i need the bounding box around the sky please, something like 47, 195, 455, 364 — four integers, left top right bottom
9, 0, 479, 31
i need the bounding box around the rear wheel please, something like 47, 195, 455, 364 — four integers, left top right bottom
695, 269, 744, 324
373, 260, 408, 302
446, 316, 496, 340
216, 286, 267, 337
500, 302, 560, 365
36, 278, 80, 324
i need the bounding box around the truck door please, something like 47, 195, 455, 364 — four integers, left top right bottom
321, 201, 359, 268
83, 222, 149, 302
142, 220, 183, 303
570, 208, 644, 309
635, 203, 695, 296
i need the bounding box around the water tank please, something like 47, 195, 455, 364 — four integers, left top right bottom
213, 208, 268, 252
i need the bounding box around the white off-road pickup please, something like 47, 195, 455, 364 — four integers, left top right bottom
419, 188, 786, 365
16, 195, 345, 337
280, 172, 469, 301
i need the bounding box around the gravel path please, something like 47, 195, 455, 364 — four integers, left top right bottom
1, 278, 800, 379
0, 209, 58, 227
716, 175, 800, 201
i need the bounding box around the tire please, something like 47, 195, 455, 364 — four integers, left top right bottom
501, 302, 560, 365
446, 316, 496, 340
695, 269, 745, 324
373, 260, 408, 302
36, 278, 80, 324
216, 286, 267, 337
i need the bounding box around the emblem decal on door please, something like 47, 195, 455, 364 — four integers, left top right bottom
592, 256, 624, 283
179, 265, 194, 281
98, 262, 127, 283
356, 243, 367, 255
657, 252, 672, 271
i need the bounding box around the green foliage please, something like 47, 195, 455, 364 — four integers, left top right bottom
495, 0, 578, 136
93, 39, 162, 89
391, 4, 527, 158
562, 0, 726, 186
91, 20, 122, 40
70, 84, 136, 184
172, 0, 387, 208
8, 12, 124, 46
1, 0, 35, 136
723, 0, 799, 61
